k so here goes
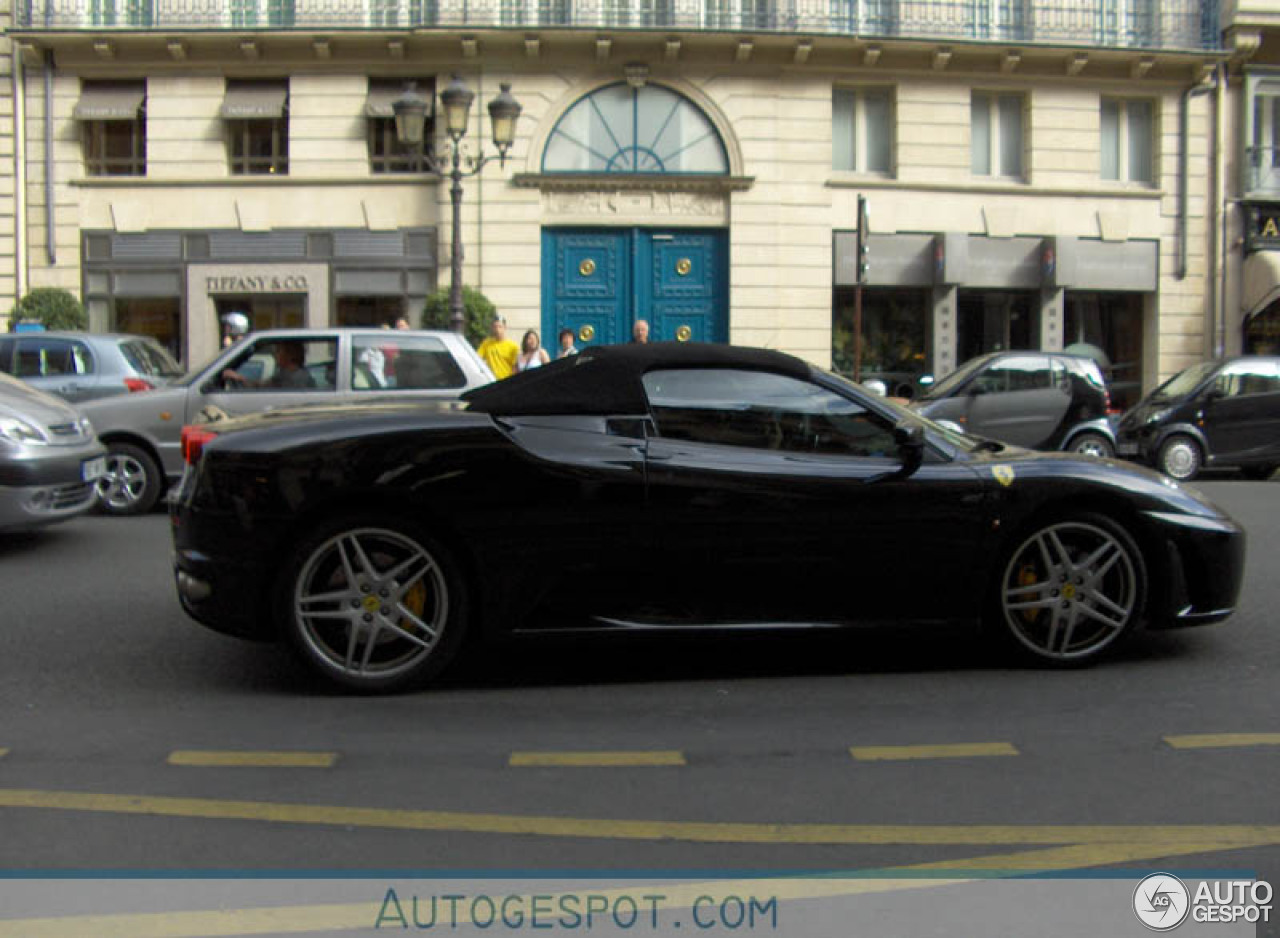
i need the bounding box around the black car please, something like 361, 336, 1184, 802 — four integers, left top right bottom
171, 343, 1244, 693
1116, 356, 1280, 482
912, 351, 1116, 457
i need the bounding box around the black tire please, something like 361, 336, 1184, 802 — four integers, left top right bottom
989, 512, 1147, 666
1157, 434, 1203, 482
276, 513, 469, 693
1067, 432, 1114, 458
96, 442, 163, 516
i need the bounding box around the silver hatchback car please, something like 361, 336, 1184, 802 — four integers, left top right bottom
80, 328, 495, 516
0, 331, 184, 403
0, 371, 105, 532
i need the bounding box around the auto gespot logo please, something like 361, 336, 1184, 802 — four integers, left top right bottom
1133, 873, 1273, 930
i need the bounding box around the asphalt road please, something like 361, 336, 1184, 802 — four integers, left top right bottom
1, 479, 1277, 920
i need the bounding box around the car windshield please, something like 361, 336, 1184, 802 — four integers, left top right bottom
120, 339, 184, 379
823, 371, 982, 452
916, 354, 992, 401
1148, 361, 1219, 403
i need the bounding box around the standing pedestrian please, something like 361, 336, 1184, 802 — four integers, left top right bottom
476, 317, 519, 379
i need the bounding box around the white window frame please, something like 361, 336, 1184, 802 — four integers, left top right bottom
1100, 97, 1156, 186
971, 91, 1025, 181
832, 87, 894, 177
1245, 71, 1280, 196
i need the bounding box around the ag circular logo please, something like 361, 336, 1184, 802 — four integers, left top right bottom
1134, 873, 1190, 930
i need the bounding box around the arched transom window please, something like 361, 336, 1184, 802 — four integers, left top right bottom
542, 83, 729, 174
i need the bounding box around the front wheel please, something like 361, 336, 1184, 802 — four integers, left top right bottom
1157, 435, 1202, 482
1067, 432, 1114, 458
992, 514, 1147, 665
278, 515, 468, 693
96, 442, 162, 515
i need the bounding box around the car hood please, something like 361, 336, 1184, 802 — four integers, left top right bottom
963, 443, 1231, 521
0, 372, 84, 428
78, 384, 193, 421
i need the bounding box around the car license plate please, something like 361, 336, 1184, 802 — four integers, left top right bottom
82, 456, 106, 482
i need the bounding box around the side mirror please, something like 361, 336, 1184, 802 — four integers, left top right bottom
1203, 386, 1225, 403
893, 421, 925, 478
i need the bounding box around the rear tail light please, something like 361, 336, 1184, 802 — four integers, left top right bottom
181, 425, 219, 465
123, 377, 155, 392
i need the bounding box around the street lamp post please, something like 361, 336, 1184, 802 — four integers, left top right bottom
393, 76, 521, 335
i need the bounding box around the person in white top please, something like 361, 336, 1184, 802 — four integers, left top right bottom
557, 328, 579, 359
516, 329, 551, 372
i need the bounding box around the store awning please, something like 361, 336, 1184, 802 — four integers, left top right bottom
1243, 251, 1280, 316
72, 86, 144, 121
365, 86, 431, 119
220, 85, 288, 120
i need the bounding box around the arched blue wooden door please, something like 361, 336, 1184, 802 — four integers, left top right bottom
543, 227, 728, 349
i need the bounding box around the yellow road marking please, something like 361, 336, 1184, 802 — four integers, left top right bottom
1164, 733, 1280, 750
167, 751, 338, 768
0, 788, 1278, 847
851, 742, 1019, 761
509, 750, 686, 767
0, 748, 8, 759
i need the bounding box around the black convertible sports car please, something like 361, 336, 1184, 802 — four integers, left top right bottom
171, 343, 1245, 692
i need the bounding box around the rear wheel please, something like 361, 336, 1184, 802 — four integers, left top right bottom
1157, 435, 1202, 481
96, 442, 162, 515
1068, 432, 1114, 458
278, 514, 468, 693
992, 514, 1146, 665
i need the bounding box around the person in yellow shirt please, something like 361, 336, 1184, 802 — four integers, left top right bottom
475, 317, 519, 379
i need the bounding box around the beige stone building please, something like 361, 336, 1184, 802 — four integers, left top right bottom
1, 0, 1227, 405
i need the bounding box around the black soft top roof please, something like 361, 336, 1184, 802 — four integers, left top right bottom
463, 342, 814, 416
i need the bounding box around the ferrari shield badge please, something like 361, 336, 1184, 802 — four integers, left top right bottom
992, 464, 1016, 487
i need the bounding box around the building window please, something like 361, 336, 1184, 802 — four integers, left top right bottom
971, 92, 1024, 179
501, 0, 569, 25
77, 81, 147, 177
368, 79, 434, 174
1098, 0, 1155, 46
224, 80, 289, 176
603, 0, 673, 27
832, 0, 898, 35
87, 0, 154, 26
1101, 98, 1154, 185
1246, 73, 1280, 195
703, 0, 772, 29
367, 0, 439, 26
543, 82, 728, 174
229, 0, 295, 26
833, 88, 893, 175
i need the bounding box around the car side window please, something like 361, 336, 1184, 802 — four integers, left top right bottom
221, 339, 336, 392
1213, 361, 1280, 398
0, 337, 13, 373
351, 335, 466, 391
643, 368, 896, 458
14, 338, 92, 377
983, 355, 1053, 392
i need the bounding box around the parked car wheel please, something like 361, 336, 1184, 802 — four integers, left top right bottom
97, 442, 162, 516
992, 514, 1146, 665
278, 515, 468, 693
1157, 434, 1203, 482
1068, 432, 1114, 458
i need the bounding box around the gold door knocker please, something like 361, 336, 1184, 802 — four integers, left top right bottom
579, 324, 596, 342
579, 258, 597, 277
675, 258, 692, 276
675, 325, 693, 342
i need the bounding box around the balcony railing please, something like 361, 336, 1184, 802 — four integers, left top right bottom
13, 0, 1222, 52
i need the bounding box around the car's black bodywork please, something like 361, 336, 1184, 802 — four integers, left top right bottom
171, 344, 1245, 691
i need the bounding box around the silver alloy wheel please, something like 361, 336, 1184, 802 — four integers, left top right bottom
97, 451, 150, 510
1159, 436, 1201, 481
292, 526, 449, 684
1000, 520, 1139, 661
1069, 432, 1114, 458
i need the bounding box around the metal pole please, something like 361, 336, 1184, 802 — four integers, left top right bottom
853, 282, 863, 383
448, 144, 465, 334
